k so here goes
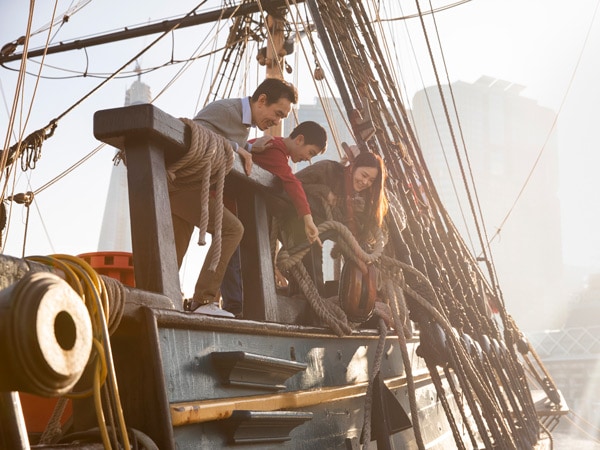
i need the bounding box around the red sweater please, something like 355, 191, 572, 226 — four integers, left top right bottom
250, 137, 311, 217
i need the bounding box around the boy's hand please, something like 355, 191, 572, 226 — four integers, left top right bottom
249, 135, 274, 153
237, 148, 253, 175
303, 215, 322, 247
326, 191, 337, 206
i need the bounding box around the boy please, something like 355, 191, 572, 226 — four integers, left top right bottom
222, 121, 327, 317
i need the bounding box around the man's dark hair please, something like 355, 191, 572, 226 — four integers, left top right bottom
290, 121, 327, 152
252, 78, 298, 105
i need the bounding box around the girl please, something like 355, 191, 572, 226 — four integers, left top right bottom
297, 150, 388, 244
280, 151, 388, 295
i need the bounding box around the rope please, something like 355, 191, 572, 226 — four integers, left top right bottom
167, 117, 234, 271
38, 397, 69, 445
277, 220, 384, 336
26, 254, 130, 450
100, 274, 127, 335
384, 278, 425, 450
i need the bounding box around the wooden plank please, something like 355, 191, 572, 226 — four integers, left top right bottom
169, 372, 432, 426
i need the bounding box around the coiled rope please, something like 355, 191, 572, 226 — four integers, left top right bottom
167, 118, 234, 271
26, 254, 130, 450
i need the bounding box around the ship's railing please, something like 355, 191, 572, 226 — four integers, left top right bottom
93, 103, 288, 321
526, 326, 600, 360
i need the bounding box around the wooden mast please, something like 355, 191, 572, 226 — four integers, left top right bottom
264, 11, 287, 137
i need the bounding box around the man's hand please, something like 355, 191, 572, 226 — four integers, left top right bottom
237, 147, 253, 175
303, 214, 322, 247
249, 135, 274, 153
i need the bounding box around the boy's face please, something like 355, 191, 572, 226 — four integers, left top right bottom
290, 135, 322, 163
253, 95, 292, 130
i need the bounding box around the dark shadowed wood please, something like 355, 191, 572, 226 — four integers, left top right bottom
94, 105, 184, 303
235, 182, 278, 322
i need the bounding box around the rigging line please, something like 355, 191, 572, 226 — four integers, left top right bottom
31, 196, 56, 254
10, 46, 232, 80
51, 0, 209, 123
368, 1, 408, 106
15, 0, 61, 173
293, 0, 353, 158
425, 0, 501, 291
4, 0, 210, 171
485, 0, 600, 251
379, 0, 473, 22
1, 0, 58, 257
154, 15, 231, 106
33, 143, 106, 196
29, 0, 92, 37
413, 0, 497, 293
379, 1, 483, 263
46, 0, 78, 45
200, 2, 244, 108
0, 80, 19, 143
568, 409, 600, 434
564, 413, 600, 444
1, 1, 35, 183
286, 0, 351, 158
255, 0, 286, 80
1, 160, 24, 254
383, 0, 482, 249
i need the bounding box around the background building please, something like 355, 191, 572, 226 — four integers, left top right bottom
97, 70, 151, 252
411, 76, 563, 331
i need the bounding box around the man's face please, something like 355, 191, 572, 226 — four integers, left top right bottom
253, 95, 292, 130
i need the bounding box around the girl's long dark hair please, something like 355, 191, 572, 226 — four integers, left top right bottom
352, 152, 388, 228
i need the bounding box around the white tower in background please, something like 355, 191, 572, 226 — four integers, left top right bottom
97, 64, 151, 251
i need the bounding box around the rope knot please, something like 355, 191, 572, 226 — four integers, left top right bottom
167, 118, 235, 270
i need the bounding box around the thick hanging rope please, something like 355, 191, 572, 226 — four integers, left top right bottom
277, 220, 385, 336
167, 118, 234, 271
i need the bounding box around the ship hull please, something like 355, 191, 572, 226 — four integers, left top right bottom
94, 307, 469, 449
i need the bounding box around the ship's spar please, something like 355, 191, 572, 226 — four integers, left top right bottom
0, 1, 565, 449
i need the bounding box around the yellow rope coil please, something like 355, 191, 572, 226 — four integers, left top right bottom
26, 254, 130, 450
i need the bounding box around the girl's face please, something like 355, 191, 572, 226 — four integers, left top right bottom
352, 166, 378, 192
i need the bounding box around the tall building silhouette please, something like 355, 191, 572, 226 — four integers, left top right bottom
97, 69, 151, 252
411, 76, 563, 330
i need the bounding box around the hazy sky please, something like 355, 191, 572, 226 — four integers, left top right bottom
1, 0, 599, 298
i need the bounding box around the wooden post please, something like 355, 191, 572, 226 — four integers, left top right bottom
93, 104, 187, 304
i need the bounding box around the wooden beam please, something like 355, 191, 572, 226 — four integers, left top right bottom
94, 104, 185, 303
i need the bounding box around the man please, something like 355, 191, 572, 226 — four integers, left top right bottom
170, 78, 298, 315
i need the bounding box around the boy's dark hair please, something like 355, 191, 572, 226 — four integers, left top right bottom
252, 78, 298, 105
290, 121, 327, 152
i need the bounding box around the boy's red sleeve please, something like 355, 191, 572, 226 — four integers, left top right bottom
253, 149, 311, 217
